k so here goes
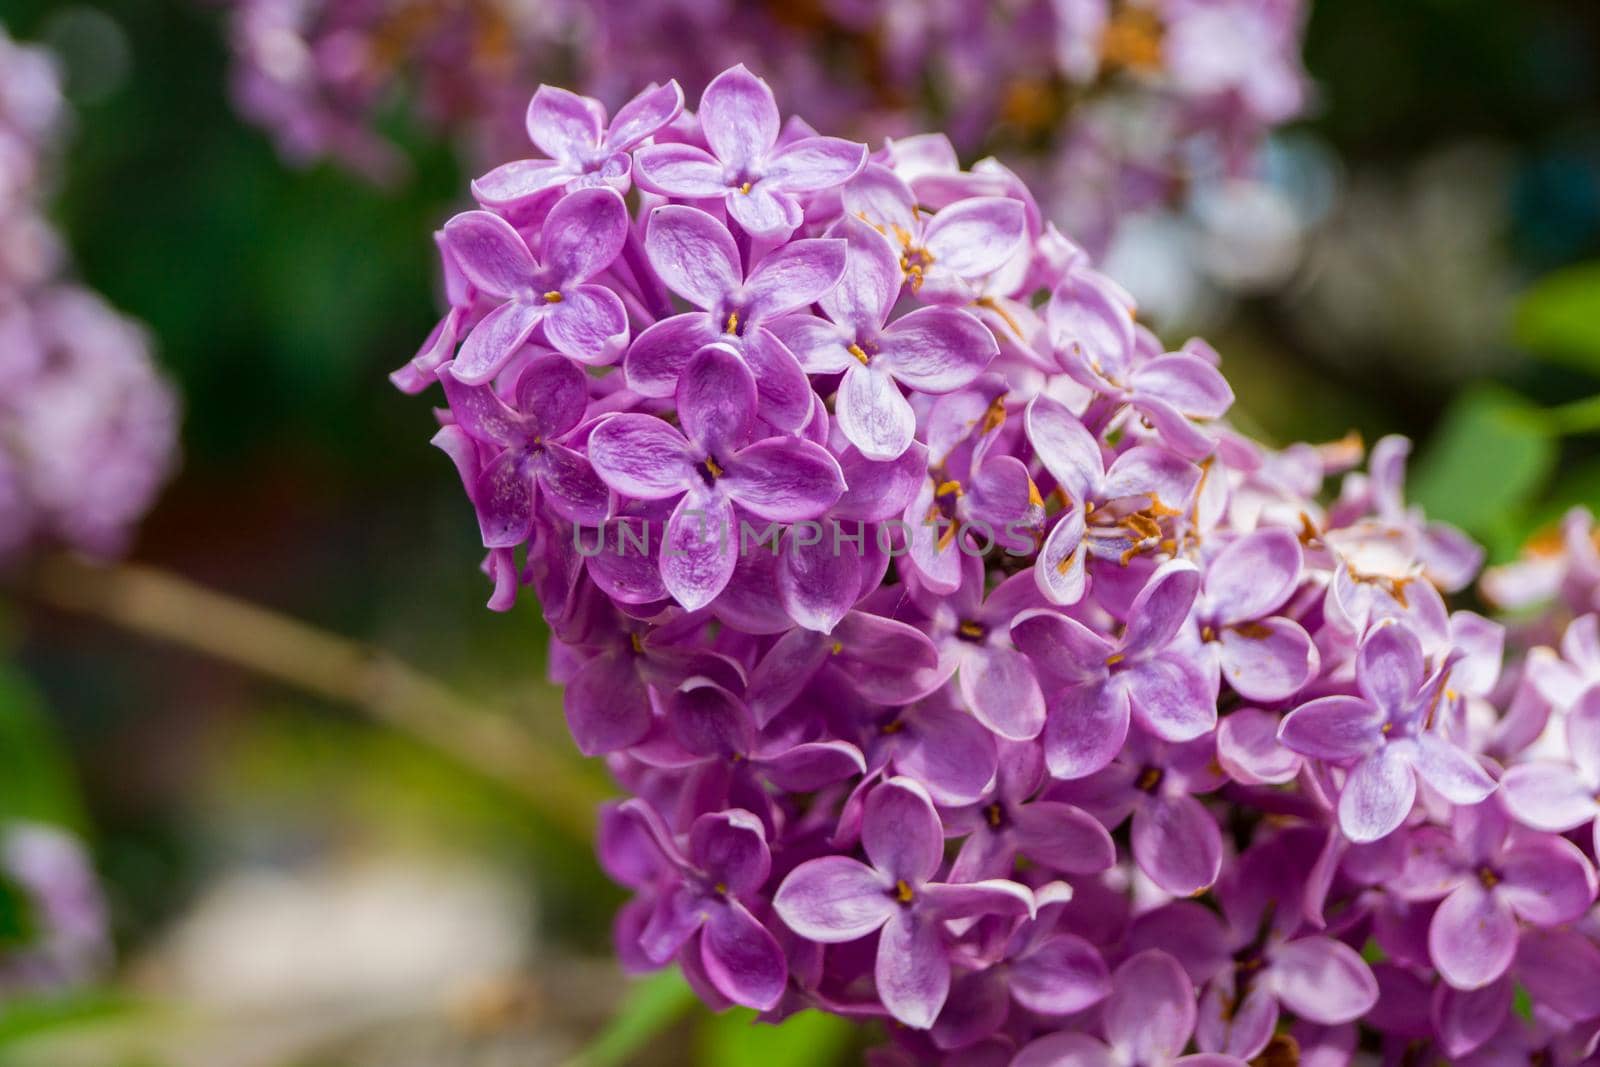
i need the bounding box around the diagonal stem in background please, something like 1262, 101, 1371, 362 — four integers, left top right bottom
26, 554, 609, 843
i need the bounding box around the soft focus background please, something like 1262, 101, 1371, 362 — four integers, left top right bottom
2, 0, 1599, 1063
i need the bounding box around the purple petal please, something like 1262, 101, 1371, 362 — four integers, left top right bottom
677, 343, 757, 456
1432, 978, 1512, 1058
743, 238, 848, 322
1516, 927, 1600, 1022
1410, 733, 1497, 805
727, 184, 802, 239
1429, 883, 1518, 990
960, 646, 1046, 742
879, 306, 997, 392
668, 679, 753, 759
514, 352, 589, 437
1216, 708, 1301, 785
833, 612, 943, 705
1035, 510, 1088, 606
766, 136, 868, 193
524, 85, 602, 160
1124, 653, 1217, 743
471, 158, 570, 207
1131, 353, 1235, 419
877, 909, 950, 1030
767, 314, 854, 374
442, 210, 535, 298
837, 364, 917, 461
1103, 950, 1197, 1065
438, 363, 522, 445
1132, 794, 1222, 895
773, 855, 894, 942
1570, 686, 1600, 782
1121, 560, 1201, 660
640, 885, 705, 963
471, 450, 534, 547
758, 740, 866, 792
1271, 937, 1378, 1024
564, 649, 650, 755
662, 491, 738, 610
1011, 1034, 1117, 1067
644, 205, 743, 309
1042, 682, 1130, 780
541, 187, 630, 285
1357, 623, 1426, 715
919, 879, 1034, 922
603, 80, 684, 152
893, 699, 1000, 806
1217, 618, 1317, 703
863, 777, 944, 885
1012, 801, 1115, 874
689, 808, 770, 895
748, 629, 828, 726
544, 284, 628, 364
921, 197, 1027, 287
723, 438, 845, 522
538, 442, 610, 526
698, 64, 779, 171
1011, 609, 1114, 685
820, 216, 902, 332
742, 328, 815, 430
1497, 834, 1597, 925
1197, 981, 1277, 1060
625, 312, 719, 398
1025, 395, 1104, 502
587, 414, 692, 498
453, 301, 543, 385
701, 902, 787, 1010
1278, 696, 1383, 761
1205, 528, 1302, 624
1102, 446, 1201, 514
834, 442, 927, 522
777, 523, 863, 633
1501, 762, 1599, 832
632, 142, 728, 198
1010, 933, 1112, 1016
1339, 745, 1417, 843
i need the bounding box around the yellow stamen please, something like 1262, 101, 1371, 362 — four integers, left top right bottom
1027, 479, 1044, 509
894, 879, 915, 904
981, 395, 1008, 433
985, 804, 1004, 829
738, 181, 752, 194
830, 641, 844, 655
704, 456, 724, 478
958, 621, 986, 640
724, 311, 739, 334
848, 343, 871, 365
935, 480, 964, 498
1106, 652, 1126, 666
543, 290, 563, 303
629, 633, 645, 654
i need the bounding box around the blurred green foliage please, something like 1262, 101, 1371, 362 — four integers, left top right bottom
1516, 262, 1600, 373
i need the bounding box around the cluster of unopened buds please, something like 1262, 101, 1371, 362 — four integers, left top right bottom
400, 66, 1600, 1065
221, 0, 1305, 256
0, 23, 178, 561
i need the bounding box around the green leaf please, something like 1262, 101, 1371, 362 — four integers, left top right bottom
1411, 385, 1557, 558
698, 1008, 858, 1067
0, 989, 140, 1047
1516, 261, 1600, 372
561, 970, 699, 1067
0, 668, 87, 832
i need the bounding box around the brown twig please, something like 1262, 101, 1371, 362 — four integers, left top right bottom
27, 554, 608, 842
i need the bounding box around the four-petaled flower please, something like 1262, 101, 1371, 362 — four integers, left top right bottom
634, 64, 867, 238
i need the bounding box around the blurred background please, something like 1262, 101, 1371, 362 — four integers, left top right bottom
0, 0, 1598, 1062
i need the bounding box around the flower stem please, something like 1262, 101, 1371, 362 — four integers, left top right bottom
1547, 393, 1600, 436
25, 554, 608, 842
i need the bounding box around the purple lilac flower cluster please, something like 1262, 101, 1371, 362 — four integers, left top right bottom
400, 67, 1600, 1065
0, 23, 179, 561
219, 0, 1305, 254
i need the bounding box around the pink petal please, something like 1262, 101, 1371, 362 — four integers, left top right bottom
723, 438, 845, 522
1012, 801, 1115, 874
819, 216, 902, 333
765, 136, 868, 193
1497, 835, 1597, 925
544, 284, 628, 364
1131, 353, 1235, 419
1502, 762, 1600, 832
1025, 395, 1104, 502
1035, 510, 1088, 606
893, 699, 999, 806
727, 183, 802, 238
1123, 653, 1217, 743
879, 306, 997, 392
453, 301, 543, 385
960, 645, 1046, 741
1122, 560, 1201, 660
564, 649, 650, 755
1011, 1033, 1117, 1067
1217, 619, 1317, 703
624, 312, 719, 398
632, 141, 727, 198
1431, 977, 1511, 1058
777, 523, 863, 633
921, 197, 1027, 287
1042, 682, 1129, 780
677, 343, 757, 456
1009, 933, 1112, 1016
603, 80, 684, 152
1216, 707, 1301, 785
587, 414, 692, 499
743, 238, 849, 322
701, 902, 787, 1011
524, 85, 602, 160
1410, 734, 1497, 806
1204, 528, 1302, 625
1278, 696, 1383, 761
470, 158, 570, 207
1357, 623, 1426, 714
